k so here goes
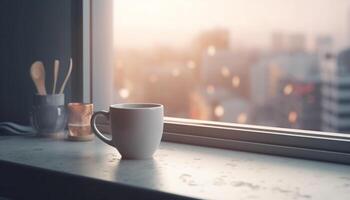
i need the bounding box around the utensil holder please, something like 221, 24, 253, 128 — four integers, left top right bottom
31, 94, 67, 136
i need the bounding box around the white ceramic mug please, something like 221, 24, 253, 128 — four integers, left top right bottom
91, 103, 164, 159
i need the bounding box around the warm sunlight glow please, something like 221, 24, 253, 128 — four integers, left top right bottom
221, 66, 230, 77
288, 111, 298, 123
214, 105, 224, 117
206, 85, 215, 95
232, 76, 240, 88
207, 45, 216, 56
283, 84, 294, 95
113, 0, 349, 131
237, 113, 247, 124
114, 0, 349, 49
116, 60, 123, 69
119, 88, 130, 99
187, 60, 196, 69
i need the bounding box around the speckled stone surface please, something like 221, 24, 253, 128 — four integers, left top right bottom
0, 136, 350, 200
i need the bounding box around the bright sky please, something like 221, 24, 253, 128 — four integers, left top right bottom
114, 0, 350, 50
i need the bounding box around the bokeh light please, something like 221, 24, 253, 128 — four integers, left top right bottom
119, 88, 130, 99
214, 105, 224, 117
207, 45, 216, 56
237, 112, 247, 124
288, 111, 298, 123
172, 68, 180, 77
283, 84, 294, 95
232, 76, 240, 88
206, 85, 215, 95
187, 60, 196, 69
221, 66, 230, 77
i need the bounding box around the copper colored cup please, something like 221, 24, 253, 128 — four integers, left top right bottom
67, 103, 94, 141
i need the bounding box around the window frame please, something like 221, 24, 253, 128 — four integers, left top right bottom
163, 117, 350, 164
84, 0, 350, 165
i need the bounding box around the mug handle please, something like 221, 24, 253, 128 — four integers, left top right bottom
91, 110, 113, 146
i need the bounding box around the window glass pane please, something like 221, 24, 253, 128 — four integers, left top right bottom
113, 0, 350, 133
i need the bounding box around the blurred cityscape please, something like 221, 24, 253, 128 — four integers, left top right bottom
113, 4, 350, 133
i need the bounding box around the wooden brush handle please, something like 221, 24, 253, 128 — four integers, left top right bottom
52, 60, 59, 94
59, 58, 73, 94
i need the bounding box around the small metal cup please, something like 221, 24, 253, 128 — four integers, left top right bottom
67, 103, 94, 141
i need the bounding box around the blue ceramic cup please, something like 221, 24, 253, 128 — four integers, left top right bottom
31, 94, 67, 136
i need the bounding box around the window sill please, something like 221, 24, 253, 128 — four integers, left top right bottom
0, 136, 350, 199
97, 117, 350, 165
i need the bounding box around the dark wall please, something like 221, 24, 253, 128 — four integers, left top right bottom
0, 0, 82, 125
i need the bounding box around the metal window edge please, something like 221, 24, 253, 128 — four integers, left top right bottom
164, 119, 350, 154
164, 117, 350, 139
163, 131, 350, 165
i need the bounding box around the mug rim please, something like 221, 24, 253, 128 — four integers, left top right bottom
110, 103, 163, 110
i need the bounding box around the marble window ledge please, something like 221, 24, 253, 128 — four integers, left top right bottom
0, 136, 350, 199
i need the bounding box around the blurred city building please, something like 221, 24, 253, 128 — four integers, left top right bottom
321, 48, 350, 133
276, 78, 322, 130
189, 88, 250, 123
188, 29, 255, 123
191, 28, 230, 79
112, 26, 346, 132
251, 36, 322, 130
201, 50, 256, 99
271, 32, 306, 53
